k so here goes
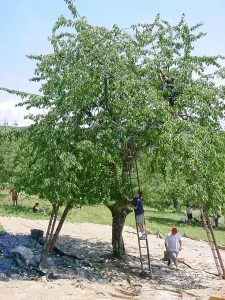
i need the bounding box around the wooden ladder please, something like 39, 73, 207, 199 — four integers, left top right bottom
128, 157, 152, 276
201, 205, 225, 279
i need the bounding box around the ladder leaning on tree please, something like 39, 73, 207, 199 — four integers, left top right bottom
200, 204, 225, 279
128, 157, 152, 276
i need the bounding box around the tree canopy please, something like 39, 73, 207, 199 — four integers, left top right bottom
1, 0, 225, 257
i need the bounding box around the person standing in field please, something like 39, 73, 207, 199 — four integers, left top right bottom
9, 189, 18, 207
186, 204, 193, 225
165, 227, 182, 269
125, 191, 147, 240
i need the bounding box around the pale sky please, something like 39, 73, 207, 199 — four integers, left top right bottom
0, 0, 225, 125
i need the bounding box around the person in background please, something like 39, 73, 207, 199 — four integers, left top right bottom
213, 213, 221, 230
186, 204, 193, 225
33, 203, 46, 215
165, 227, 182, 269
9, 189, 18, 207
125, 191, 147, 240
209, 207, 221, 229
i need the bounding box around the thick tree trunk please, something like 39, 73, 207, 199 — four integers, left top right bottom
173, 199, 178, 210
108, 204, 132, 258
107, 147, 133, 258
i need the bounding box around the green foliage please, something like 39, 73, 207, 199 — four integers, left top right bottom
140, 124, 225, 211
0, 124, 22, 189
4, 8, 223, 202
13, 122, 109, 207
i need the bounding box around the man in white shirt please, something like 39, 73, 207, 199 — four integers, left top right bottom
165, 227, 182, 269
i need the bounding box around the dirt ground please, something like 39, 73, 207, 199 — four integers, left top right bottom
0, 216, 225, 300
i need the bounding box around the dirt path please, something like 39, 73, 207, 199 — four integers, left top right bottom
0, 216, 225, 300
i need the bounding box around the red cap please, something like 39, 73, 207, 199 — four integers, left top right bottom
172, 227, 178, 235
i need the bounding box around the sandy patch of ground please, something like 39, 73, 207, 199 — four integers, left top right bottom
0, 216, 225, 300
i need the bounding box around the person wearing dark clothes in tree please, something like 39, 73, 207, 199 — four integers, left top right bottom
158, 69, 178, 119
125, 191, 147, 240
33, 203, 46, 214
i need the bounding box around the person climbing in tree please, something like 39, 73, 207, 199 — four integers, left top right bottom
9, 189, 18, 207
125, 191, 147, 240
158, 69, 178, 119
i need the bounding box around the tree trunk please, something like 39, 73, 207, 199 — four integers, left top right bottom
173, 199, 178, 210
108, 204, 132, 258
107, 149, 133, 258
49, 204, 73, 251
44, 203, 55, 245
40, 202, 60, 268
40, 203, 73, 268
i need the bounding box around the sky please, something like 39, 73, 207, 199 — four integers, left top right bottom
0, 0, 225, 125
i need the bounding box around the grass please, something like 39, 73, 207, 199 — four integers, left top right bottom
1, 190, 225, 245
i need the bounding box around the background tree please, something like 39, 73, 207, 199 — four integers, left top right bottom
140, 124, 225, 215
1, 0, 225, 257
0, 124, 22, 189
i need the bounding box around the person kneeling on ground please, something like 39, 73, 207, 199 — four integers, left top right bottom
165, 227, 182, 269
125, 191, 147, 240
33, 203, 46, 215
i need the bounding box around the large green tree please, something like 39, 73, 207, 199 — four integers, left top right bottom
1, 1, 225, 257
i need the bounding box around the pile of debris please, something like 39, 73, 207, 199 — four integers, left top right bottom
0, 231, 114, 282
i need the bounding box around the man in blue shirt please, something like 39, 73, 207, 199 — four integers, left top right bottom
125, 191, 147, 240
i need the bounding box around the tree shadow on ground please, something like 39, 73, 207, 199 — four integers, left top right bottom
0, 229, 212, 291
56, 235, 211, 290
56, 234, 143, 278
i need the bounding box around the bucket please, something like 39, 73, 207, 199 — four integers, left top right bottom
164, 250, 170, 261
31, 229, 44, 241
